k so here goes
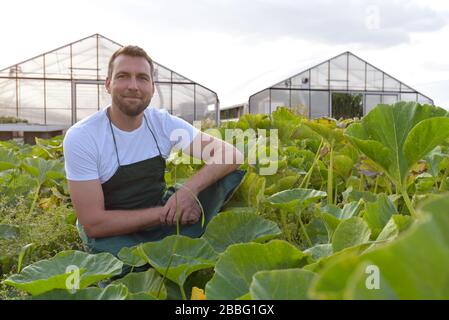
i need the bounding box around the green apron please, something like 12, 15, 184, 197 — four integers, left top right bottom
77, 111, 246, 257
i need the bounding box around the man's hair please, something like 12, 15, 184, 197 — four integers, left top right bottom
107, 45, 155, 80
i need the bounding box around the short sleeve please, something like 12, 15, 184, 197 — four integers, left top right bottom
63, 128, 99, 181
160, 111, 200, 151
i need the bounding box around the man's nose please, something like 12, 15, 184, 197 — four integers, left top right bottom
127, 76, 138, 90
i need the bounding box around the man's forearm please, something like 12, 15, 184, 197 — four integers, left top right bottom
84, 206, 162, 238
183, 163, 240, 196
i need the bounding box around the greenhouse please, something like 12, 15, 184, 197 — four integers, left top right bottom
0, 34, 219, 126
249, 51, 434, 119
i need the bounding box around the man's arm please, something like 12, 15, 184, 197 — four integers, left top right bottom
161, 132, 244, 225
182, 132, 244, 195
68, 179, 163, 238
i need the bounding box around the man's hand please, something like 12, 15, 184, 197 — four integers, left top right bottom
160, 187, 202, 226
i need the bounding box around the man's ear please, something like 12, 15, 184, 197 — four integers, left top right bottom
105, 77, 111, 93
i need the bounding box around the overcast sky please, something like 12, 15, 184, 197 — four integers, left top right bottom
1, 0, 448, 109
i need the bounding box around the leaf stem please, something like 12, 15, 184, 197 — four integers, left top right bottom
327, 143, 334, 205
401, 187, 417, 218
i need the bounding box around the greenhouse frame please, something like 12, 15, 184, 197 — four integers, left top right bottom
249, 51, 434, 119
0, 34, 219, 126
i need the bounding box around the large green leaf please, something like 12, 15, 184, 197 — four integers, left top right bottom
32, 284, 129, 300
201, 210, 281, 253
345, 102, 449, 187
113, 269, 166, 300
117, 247, 147, 268
332, 217, 371, 252
423, 146, 447, 178
250, 269, 316, 300
271, 107, 302, 143
304, 244, 333, 261
4, 250, 123, 295
362, 194, 397, 239
21, 157, 65, 184
310, 195, 449, 299
0, 148, 18, 171
205, 240, 310, 300
137, 235, 218, 287
265, 188, 327, 211
303, 119, 345, 145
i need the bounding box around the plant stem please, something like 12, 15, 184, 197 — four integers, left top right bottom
280, 211, 292, 243
359, 174, 364, 192
296, 206, 313, 248
179, 284, 187, 300
28, 182, 41, 216
300, 138, 323, 189
373, 175, 379, 194
439, 165, 449, 192
401, 187, 417, 218
327, 143, 334, 205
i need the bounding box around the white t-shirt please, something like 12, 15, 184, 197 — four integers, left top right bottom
63, 106, 200, 183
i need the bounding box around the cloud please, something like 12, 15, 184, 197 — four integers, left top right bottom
116, 0, 449, 48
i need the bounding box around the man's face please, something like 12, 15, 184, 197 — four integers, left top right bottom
105, 55, 154, 117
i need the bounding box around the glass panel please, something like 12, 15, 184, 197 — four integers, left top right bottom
172, 83, 194, 123
291, 90, 309, 117
0, 107, 17, 118
273, 79, 290, 89
17, 57, 45, 78
310, 91, 329, 118
400, 83, 414, 93
400, 93, 417, 102
172, 71, 191, 83
45, 80, 72, 124
291, 71, 310, 89
98, 37, 122, 81
329, 54, 348, 90
382, 94, 397, 105
44, 47, 71, 79
99, 83, 111, 109
195, 85, 217, 122
0, 65, 18, 77
0, 79, 17, 115
249, 90, 270, 114
150, 83, 172, 112
18, 80, 45, 123
46, 109, 71, 125
153, 63, 172, 82
348, 55, 366, 90
71, 36, 98, 80
331, 93, 363, 120
366, 65, 383, 90
75, 84, 99, 122
270, 89, 290, 111
365, 94, 381, 114
310, 62, 329, 89
418, 94, 433, 105
19, 108, 44, 124
384, 75, 400, 91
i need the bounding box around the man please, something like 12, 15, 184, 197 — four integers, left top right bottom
63, 45, 245, 257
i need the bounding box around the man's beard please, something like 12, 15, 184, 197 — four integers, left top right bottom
114, 96, 150, 117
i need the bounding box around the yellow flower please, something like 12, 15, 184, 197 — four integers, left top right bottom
190, 287, 206, 300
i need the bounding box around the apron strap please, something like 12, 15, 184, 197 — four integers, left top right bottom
106, 108, 121, 167
143, 113, 163, 158
106, 108, 164, 166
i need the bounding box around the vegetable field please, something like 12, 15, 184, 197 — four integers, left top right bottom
1, 101, 449, 300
